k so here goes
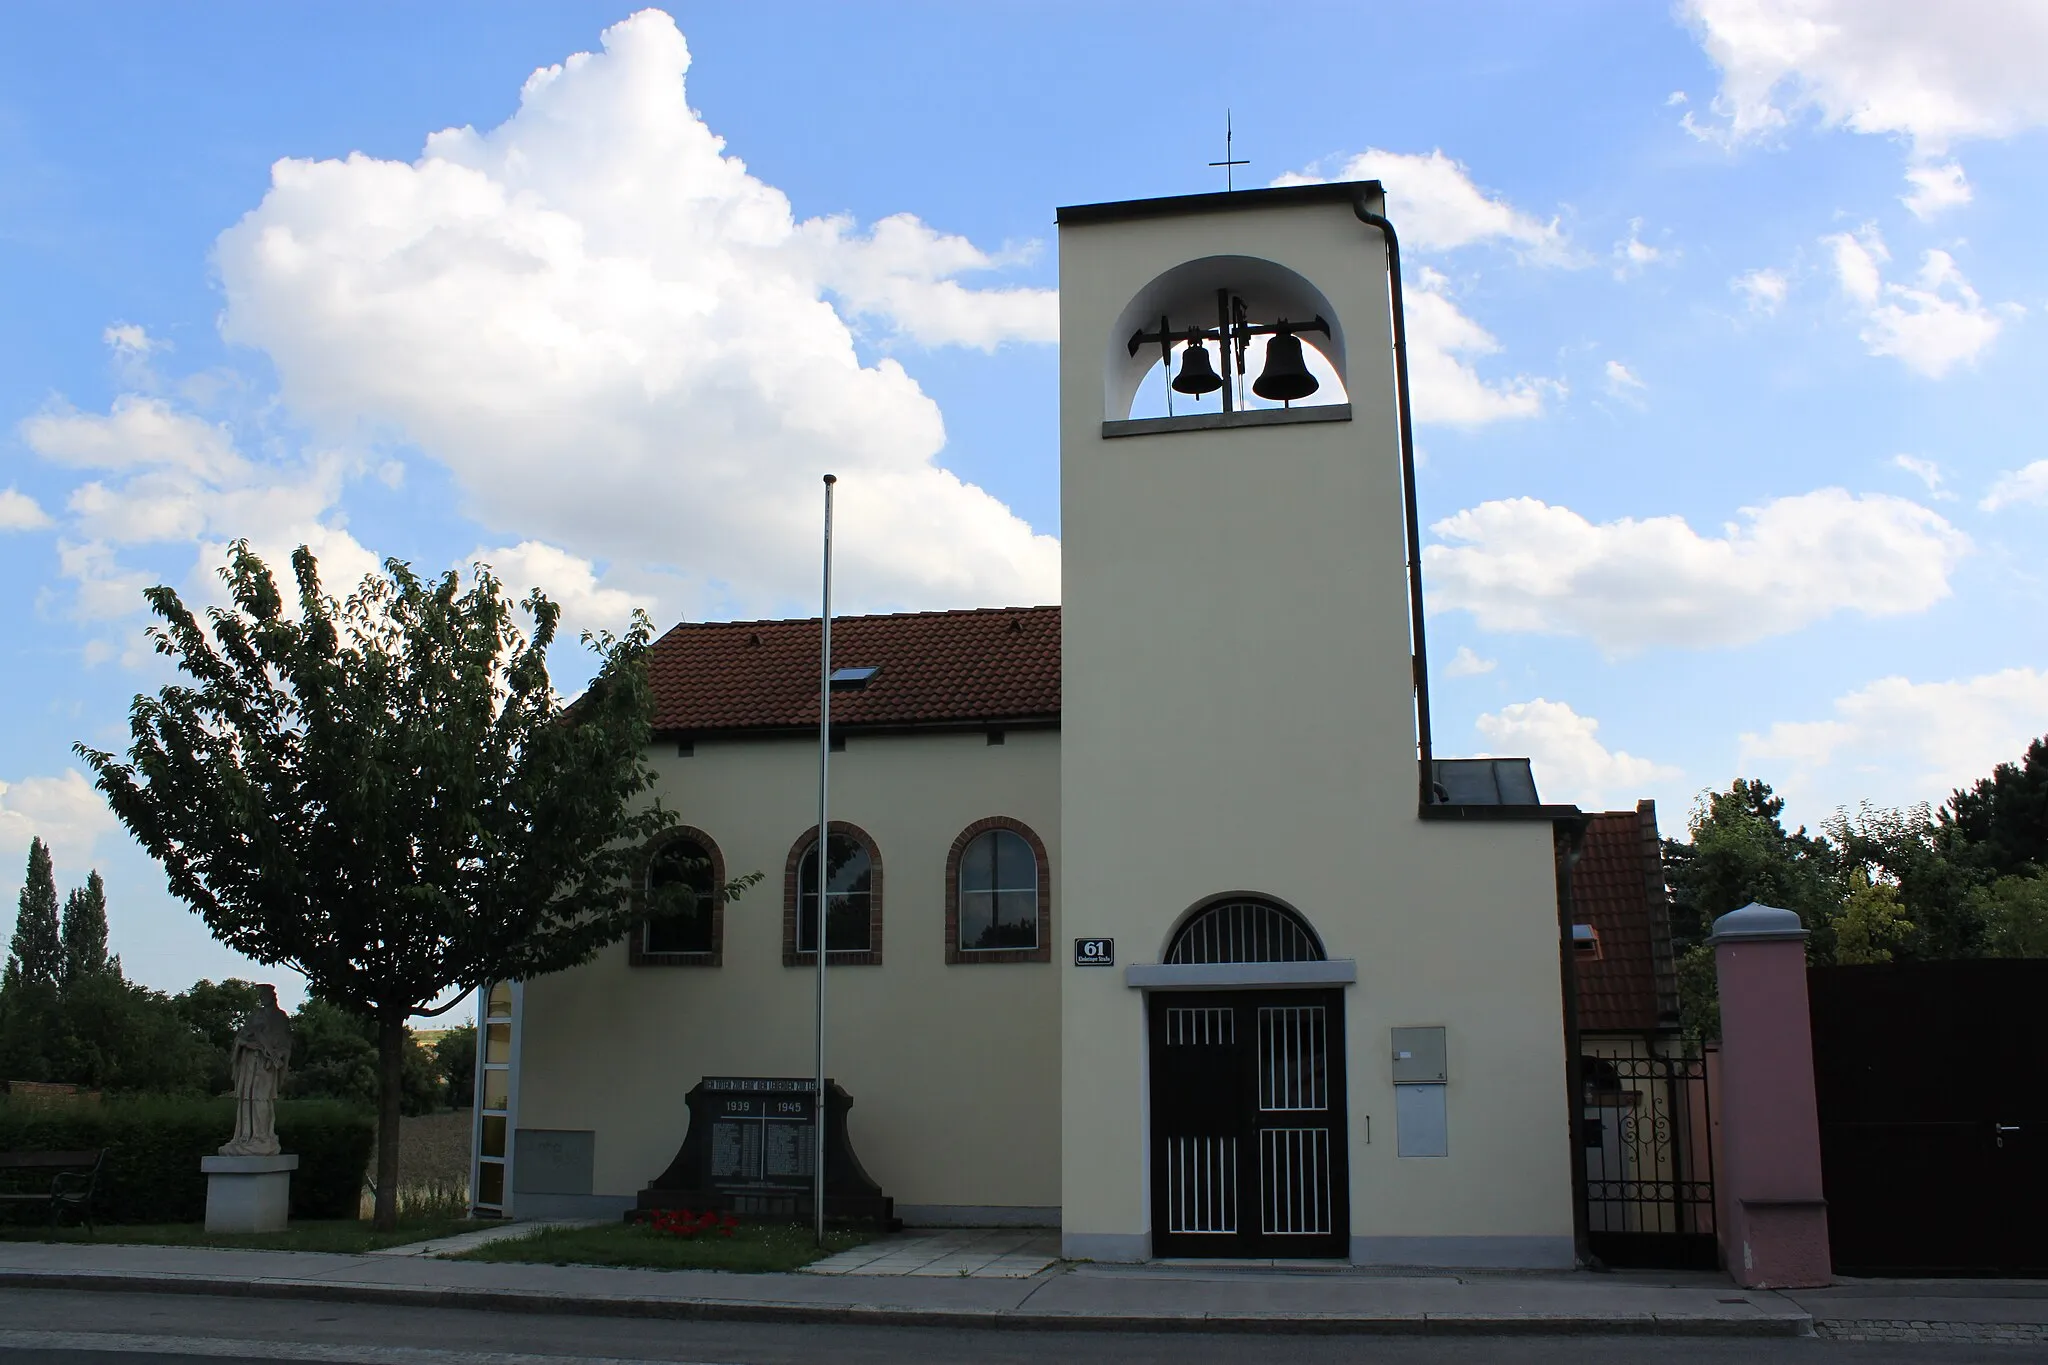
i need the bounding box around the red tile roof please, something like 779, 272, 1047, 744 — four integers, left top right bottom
646, 606, 1061, 735
1571, 802, 1680, 1034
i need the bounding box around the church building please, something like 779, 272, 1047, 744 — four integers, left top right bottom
474, 180, 1592, 1268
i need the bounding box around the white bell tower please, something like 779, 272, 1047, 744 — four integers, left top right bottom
1056, 182, 1575, 1268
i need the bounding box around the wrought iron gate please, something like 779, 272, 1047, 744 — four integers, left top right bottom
1579, 1036, 1718, 1270
1148, 989, 1349, 1257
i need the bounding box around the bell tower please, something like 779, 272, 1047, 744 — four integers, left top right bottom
1056, 182, 1574, 1267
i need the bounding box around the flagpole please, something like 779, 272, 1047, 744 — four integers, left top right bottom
813, 473, 836, 1248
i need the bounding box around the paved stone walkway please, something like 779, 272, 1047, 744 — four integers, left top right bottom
802, 1228, 1062, 1278
368, 1219, 604, 1258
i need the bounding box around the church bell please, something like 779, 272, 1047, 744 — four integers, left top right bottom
1171, 337, 1223, 396
1252, 326, 1319, 403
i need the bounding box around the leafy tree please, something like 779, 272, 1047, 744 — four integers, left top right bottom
5, 838, 61, 990
433, 1025, 477, 1109
286, 997, 380, 1109
1831, 868, 1916, 964
60, 870, 116, 987
77, 543, 746, 1228
174, 978, 266, 1095
47, 974, 216, 1093
1943, 735, 2048, 881
1975, 874, 2048, 958
1665, 780, 1842, 950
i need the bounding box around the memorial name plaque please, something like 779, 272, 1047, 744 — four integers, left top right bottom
637, 1075, 896, 1229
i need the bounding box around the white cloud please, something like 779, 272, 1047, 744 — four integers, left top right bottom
1902, 161, 1973, 219
1682, 0, 2048, 152
1824, 227, 2008, 377
213, 10, 1057, 620
1404, 267, 1556, 426
102, 323, 164, 359
1425, 488, 1969, 652
1982, 460, 2048, 512
1733, 267, 1789, 314
1613, 219, 1664, 278
1443, 645, 1496, 678
1604, 360, 1647, 397
23, 396, 246, 481
0, 488, 51, 531
1891, 453, 1951, 499
1742, 667, 2048, 814
0, 770, 118, 880
467, 540, 656, 637
1470, 698, 1680, 809
1272, 147, 1576, 263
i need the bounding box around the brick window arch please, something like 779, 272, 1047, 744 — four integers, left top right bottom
629, 825, 727, 967
783, 820, 884, 967
945, 816, 1052, 965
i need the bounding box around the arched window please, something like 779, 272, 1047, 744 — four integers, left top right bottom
630, 827, 724, 966
1165, 897, 1324, 965
783, 822, 883, 965
945, 818, 1051, 964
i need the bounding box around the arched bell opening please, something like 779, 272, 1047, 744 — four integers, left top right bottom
1108, 255, 1350, 423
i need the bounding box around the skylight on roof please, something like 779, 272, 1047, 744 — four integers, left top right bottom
829, 666, 880, 691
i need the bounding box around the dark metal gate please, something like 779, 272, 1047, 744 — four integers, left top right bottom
1810, 959, 2048, 1275
1579, 1036, 1718, 1270
1148, 989, 1349, 1258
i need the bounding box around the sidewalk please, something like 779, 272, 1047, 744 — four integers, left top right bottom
0, 1236, 1820, 1336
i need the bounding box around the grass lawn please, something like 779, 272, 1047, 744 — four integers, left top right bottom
0, 1216, 476, 1254
452, 1218, 878, 1273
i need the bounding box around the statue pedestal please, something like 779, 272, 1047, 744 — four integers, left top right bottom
202, 1154, 298, 1233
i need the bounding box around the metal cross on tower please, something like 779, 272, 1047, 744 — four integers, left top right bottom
1209, 110, 1249, 191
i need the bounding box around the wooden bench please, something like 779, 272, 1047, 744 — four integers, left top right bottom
0, 1150, 105, 1232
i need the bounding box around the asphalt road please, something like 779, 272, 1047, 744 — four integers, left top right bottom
0, 1288, 2038, 1365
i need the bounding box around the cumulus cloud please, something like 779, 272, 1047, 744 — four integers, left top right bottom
1982, 460, 2048, 512
1443, 645, 1496, 678
1273, 147, 1575, 263
1902, 161, 1973, 219
1824, 227, 2009, 377
467, 540, 656, 637
1470, 699, 1680, 808
0, 770, 118, 881
213, 10, 1057, 619
1733, 267, 1789, 314
1891, 453, 1951, 499
0, 488, 51, 531
1402, 267, 1557, 426
1742, 667, 2048, 813
1682, 0, 2048, 152
1612, 219, 1664, 278
1424, 488, 1969, 652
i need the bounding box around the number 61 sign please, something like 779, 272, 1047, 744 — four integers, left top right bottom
1073, 937, 1115, 966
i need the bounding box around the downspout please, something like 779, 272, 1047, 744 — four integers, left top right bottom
1554, 814, 1595, 1268
1352, 196, 1435, 810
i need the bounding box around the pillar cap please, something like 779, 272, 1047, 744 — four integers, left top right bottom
1709, 902, 1808, 944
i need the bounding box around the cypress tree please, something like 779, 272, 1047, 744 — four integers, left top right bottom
4, 837, 62, 989
60, 869, 114, 987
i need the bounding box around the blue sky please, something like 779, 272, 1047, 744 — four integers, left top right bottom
1, 2, 2043, 1001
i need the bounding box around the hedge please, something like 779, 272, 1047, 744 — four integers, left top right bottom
0, 1096, 374, 1224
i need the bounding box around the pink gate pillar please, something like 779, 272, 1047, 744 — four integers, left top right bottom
1711, 903, 1831, 1287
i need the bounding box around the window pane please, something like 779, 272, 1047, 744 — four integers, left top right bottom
960, 832, 998, 893
476, 1159, 504, 1207
990, 830, 1035, 892
484, 1022, 511, 1064
480, 1114, 507, 1158
797, 834, 872, 953
961, 889, 1038, 951
482, 1069, 509, 1111
486, 982, 513, 1018
645, 837, 715, 954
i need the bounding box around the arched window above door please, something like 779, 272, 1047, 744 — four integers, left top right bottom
1165, 898, 1325, 965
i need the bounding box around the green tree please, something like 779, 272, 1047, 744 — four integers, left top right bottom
434, 1025, 477, 1109
76, 542, 750, 1228
1975, 874, 2048, 958
173, 978, 267, 1094
5, 837, 62, 990
286, 997, 380, 1108
1827, 802, 1985, 959
60, 870, 115, 987
1943, 735, 2048, 881
1830, 867, 1916, 964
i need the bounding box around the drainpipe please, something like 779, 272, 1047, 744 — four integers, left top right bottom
1352, 196, 1435, 810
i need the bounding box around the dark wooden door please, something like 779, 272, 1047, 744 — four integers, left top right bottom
1148, 989, 1349, 1258
1810, 960, 2048, 1275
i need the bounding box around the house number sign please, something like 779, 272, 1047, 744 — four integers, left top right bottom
1074, 938, 1115, 966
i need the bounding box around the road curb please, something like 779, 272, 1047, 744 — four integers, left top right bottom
0, 1269, 1816, 1338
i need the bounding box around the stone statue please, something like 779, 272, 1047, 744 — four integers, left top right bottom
220, 984, 293, 1157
